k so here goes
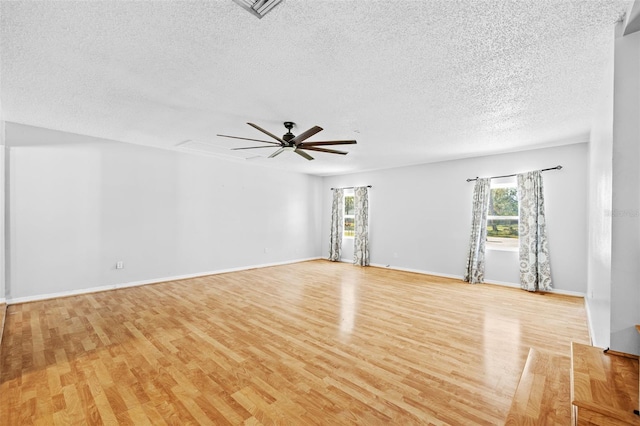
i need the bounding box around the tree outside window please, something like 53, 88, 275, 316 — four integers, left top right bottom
487, 183, 518, 250
344, 192, 355, 237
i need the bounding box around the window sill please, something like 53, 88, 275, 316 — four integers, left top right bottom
487, 245, 518, 252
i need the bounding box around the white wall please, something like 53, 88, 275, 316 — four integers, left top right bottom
586, 18, 640, 356
0, 24, 5, 301
610, 28, 640, 355
6, 123, 323, 301
587, 24, 615, 349
0, 117, 4, 304
322, 143, 588, 294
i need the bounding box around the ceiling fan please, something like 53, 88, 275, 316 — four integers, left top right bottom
217, 121, 357, 161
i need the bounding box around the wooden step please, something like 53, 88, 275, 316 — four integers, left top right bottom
570, 342, 640, 425
505, 347, 571, 425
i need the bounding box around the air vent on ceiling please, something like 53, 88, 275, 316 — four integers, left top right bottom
232, 0, 284, 19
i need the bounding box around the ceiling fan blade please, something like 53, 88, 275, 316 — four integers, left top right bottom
298, 140, 357, 147
299, 146, 348, 155
217, 134, 282, 146
294, 149, 314, 161
231, 146, 278, 150
247, 123, 286, 144
290, 126, 323, 145
268, 147, 286, 158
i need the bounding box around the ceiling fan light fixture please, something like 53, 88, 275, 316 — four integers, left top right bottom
232, 0, 284, 19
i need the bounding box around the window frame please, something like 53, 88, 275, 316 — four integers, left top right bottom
343, 189, 355, 239
486, 180, 519, 252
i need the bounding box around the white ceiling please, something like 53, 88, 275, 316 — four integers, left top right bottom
0, 0, 631, 176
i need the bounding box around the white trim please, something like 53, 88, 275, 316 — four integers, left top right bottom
541, 287, 587, 297
482, 279, 521, 288
370, 263, 463, 280
13, 256, 584, 305
7, 257, 321, 305
491, 180, 517, 188
583, 297, 595, 346
322, 257, 352, 264
0, 298, 5, 304
370, 263, 585, 297
9, 285, 116, 305
482, 278, 585, 297
486, 245, 519, 252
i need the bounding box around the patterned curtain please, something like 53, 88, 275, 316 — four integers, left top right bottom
329, 188, 344, 261
517, 171, 552, 291
464, 178, 490, 284
353, 186, 370, 266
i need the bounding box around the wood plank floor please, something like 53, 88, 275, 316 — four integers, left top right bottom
0, 302, 6, 349
0, 260, 590, 425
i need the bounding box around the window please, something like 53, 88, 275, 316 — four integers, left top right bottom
486, 181, 518, 250
344, 189, 355, 238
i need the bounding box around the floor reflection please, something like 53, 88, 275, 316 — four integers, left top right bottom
483, 313, 521, 383
340, 280, 356, 334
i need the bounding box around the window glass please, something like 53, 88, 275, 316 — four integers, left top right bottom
487, 182, 518, 250
344, 191, 355, 237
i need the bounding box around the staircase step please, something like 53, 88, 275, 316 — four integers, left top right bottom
570, 342, 640, 425
505, 347, 570, 425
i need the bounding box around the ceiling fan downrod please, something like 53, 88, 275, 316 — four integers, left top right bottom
283, 122, 295, 142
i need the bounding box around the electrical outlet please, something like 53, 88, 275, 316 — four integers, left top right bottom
116, 261, 124, 269
264, 247, 268, 254
393, 252, 399, 258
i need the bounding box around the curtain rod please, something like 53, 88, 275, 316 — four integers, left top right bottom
330, 185, 372, 190
466, 165, 562, 182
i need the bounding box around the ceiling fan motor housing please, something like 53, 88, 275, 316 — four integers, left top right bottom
283, 122, 295, 142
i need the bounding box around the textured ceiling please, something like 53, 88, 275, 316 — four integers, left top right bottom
0, 0, 631, 176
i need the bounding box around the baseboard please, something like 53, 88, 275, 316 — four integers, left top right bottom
12, 257, 581, 305
543, 287, 586, 298
482, 279, 520, 288
483, 279, 585, 297
7, 257, 321, 305
370, 263, 464, 280
369, 263, 585, 297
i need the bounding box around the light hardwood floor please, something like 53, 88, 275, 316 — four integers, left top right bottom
0, 260, 590, 425
0, 302, 6, 348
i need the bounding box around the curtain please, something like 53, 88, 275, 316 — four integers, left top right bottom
329, 188, 344, 261
353, 186, 370, 266
464, 178, 490, 284
518, 171, 552, 291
